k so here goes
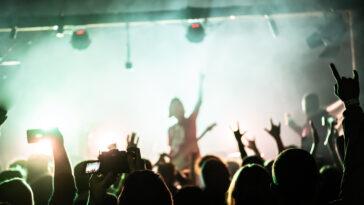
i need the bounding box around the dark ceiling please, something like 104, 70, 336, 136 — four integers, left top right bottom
0, 0, 363, 28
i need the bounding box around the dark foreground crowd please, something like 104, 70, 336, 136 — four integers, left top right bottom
0, 63, 363, 205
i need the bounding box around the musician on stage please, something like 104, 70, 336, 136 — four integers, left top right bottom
168, 75, 204, 170
286, 93, 334, 165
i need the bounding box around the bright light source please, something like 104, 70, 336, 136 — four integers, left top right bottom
92, 129, 124, 152
0, 60, 21, 66
96, 134, 119, 152
26, 101, 79, 135
56, 33, 64, 38
28, 139, 53, 156
306, 12, 347, 58
87, 125, 126, 158
229, 15, 236, 20
227, 152, 241, 158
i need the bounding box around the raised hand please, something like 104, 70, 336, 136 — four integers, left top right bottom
244, 137, 261, 156
330, 63, 360, 106
265, 118, 285, 153
245, 137, 257, 151
265, 118, 281, 139
126, 133, 144, 172
233, 122, 246, 142
126, 132, 139, 149
197, 73, 205, 102
231, 122, 248, 159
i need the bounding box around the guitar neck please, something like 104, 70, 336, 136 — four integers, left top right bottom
197, 131, 208, 141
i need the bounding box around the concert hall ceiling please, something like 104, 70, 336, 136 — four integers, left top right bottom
0, 0, 363, 28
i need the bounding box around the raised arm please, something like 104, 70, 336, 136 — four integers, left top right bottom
265, 119, 285, 153
246, 138, 261, 157
326, 122, 344, 170
191, 74, 204, 118
233, 123, 248, 160
330, 63, 364, 204
285, 113, 303, 136
49, 128, 76, 205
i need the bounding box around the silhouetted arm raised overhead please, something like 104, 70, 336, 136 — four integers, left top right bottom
191, 74, 204, 119
48, 129, 76, 205
330, 63, 364, 204
233, 122, 248, 160
265, 118, 285, 153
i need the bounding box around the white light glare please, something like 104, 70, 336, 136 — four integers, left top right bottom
28, 139, 53, 156
0, 61, 21, 66
56, 33, 64, 38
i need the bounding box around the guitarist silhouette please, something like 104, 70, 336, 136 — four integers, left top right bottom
168, 75, 210, 170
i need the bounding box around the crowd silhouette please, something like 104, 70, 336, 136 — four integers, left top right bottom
0, 62, 363, 205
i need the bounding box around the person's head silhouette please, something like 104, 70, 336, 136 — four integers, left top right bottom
272, 148, 319, 205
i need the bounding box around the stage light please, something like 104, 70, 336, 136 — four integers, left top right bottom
186, 22, 205, 43
306, 12, 347, 58
125, 23, 133, 70
306, 32, 325, 49
125, 61, 133, 69
71, 29, 91, 50
9, 26, 17, 39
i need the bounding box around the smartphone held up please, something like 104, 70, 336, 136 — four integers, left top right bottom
26, 128, 61, 144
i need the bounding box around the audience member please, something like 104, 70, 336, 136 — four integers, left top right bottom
272, 148, 319, 205
227, 164, 274, 205
0, 178, 34, 205
201, 159, 230, 205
